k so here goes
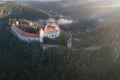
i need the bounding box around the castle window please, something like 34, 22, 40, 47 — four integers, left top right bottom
52, 35, 54, 37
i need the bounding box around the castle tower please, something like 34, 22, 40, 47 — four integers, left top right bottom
39, 28, 44, 43
15, 21, 19, 26
67, 33, 72, 48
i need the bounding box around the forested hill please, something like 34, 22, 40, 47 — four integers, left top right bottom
0, 2, 52, 20
1, 2, 120, 80
1, 19, 120, 80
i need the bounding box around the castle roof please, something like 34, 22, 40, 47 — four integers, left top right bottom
44, 24, 60, 34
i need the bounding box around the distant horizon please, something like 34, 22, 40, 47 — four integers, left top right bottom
1, 0, 120, 3
1, 0, 120, 5
2, 0, 62, 1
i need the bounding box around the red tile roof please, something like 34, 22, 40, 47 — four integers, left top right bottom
11, 25, 39, 38
44, 24, 60, 34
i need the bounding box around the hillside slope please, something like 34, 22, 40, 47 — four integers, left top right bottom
1, 2, 120, 80
1, 20, 120, 80
0, 2, 52, 20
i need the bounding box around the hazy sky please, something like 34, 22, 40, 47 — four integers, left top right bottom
2, 0, 120, 3
2, 0, 62, 1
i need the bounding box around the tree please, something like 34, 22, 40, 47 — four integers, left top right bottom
57, 32, 67, 45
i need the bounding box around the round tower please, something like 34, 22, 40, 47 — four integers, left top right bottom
15, 21, 19, 26
67, 33, 72, 48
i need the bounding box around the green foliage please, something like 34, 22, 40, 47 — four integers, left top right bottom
1, 3, 120, 80
1, 2, 53, 20
25, 27, 38, 34
44, 37, 55, 44
1, 21, 120, 80
57, 32, 67, 45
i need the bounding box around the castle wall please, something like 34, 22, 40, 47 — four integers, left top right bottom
44, 32, 60, 39
11, 23, 61, 42
11, 24, 39, 42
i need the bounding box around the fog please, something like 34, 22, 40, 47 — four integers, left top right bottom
46, 18, 74, 25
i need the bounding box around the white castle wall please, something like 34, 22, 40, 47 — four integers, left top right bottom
11, 23, 61, 43
44, 32, 60, 39
11, 26, 39, 42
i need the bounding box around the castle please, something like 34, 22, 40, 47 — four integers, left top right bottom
11, 21, 60, 43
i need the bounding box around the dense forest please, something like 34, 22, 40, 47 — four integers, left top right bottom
1, 2, 120, 80
0, 16, 120, 80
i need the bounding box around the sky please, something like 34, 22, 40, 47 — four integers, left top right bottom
2, 0, 62, 1
1, 0, 120, 3
3, 0, 59, 1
